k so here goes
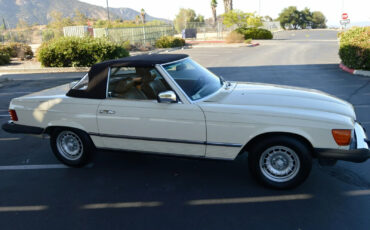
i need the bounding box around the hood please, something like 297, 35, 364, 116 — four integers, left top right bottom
204, 82, 356, 120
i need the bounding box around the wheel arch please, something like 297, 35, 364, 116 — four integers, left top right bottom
239, 132, 315, 157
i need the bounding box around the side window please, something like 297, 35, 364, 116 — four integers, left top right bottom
108, 67, 171, 100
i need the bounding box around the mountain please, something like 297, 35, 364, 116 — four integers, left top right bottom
0, 0, 170, 28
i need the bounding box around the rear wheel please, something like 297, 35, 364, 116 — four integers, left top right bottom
50, 128, 93, 167
248, 136, 312, 189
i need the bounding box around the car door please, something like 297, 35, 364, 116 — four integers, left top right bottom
95, 66, 206, 157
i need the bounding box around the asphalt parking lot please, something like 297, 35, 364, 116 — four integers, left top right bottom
0, 30, 369, 230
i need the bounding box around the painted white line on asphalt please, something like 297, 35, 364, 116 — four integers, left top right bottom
81, 201, 162, 209
344, 190, 370, 196
0, 115, 9, 117
0, 138, 20, 141
0, 205, 48, 212
360, 121, 370, 124
354, 105, 370, 108
0, 164, 68, 171
0, 92, 33, 96
187, 194, 313, 206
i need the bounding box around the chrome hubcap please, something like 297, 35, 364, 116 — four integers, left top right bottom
259, 146, 300, 182
56, 131, 83, 160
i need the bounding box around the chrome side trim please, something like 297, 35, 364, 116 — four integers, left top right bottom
89, 132, 242, 148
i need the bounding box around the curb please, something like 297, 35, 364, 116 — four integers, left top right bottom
339, 63, 370, 77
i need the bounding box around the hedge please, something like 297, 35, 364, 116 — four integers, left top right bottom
339, 27, 370, 70
0, 51, 10, 65
155, 36, 185, 48
0, 42, 33, 58
235, 27, 273, 39
37, 37, 129, 67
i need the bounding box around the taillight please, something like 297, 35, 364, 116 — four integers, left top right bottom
9, 110, 18, 121
332, 129, 351, 146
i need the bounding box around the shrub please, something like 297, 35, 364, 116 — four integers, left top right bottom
42, 30, 55, 42
0, 42, 33, 58
155, 36, 185, 48
225, 31, 245, 43
339, 27, 370, 70
37, 37, 129, 67
244, 38, 252, 44
235, 27, 273, 39
0, 51, 10, 65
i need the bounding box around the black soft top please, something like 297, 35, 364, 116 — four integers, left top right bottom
67, 54, 188, 99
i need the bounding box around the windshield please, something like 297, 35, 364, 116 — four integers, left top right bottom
162, 59, 223, 100
72, 73, 89, 90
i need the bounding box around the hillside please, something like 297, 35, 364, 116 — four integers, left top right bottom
0, 0, 170, 27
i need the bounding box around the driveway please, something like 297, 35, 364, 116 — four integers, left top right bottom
0, 29, 369, 230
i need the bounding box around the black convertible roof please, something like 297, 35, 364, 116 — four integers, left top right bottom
94, 54, 189, 69
67, 54, 189, 99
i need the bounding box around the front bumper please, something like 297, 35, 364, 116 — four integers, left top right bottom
315, 122, 370, 163
2, 121, 44, 135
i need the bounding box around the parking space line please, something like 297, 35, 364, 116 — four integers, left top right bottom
0, 138, 21, 141
0, 164, 68, 171
0, 92, 33, 96
187, 194, 313, 206
81, 201, 162, 209
0, 115, 9, 117
343, 190, 370, 196
0, 205, 48, 212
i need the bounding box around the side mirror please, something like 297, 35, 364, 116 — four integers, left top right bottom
69, 81, 78, 89
157, 90, 177, 103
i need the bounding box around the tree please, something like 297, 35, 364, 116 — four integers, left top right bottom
222, 10, 262, 28
263, 15, 273, 22
278, 6, 301, 29
211, 0, 218, 25
299, 7, 312, 29
74, 9, 88, 25
173, 8, 204, 32
278, 6, 327, 30
49, 10, 73, 29
311, 11, 327, 28
223, 0, 233, 13
140, 9, 146, 24
16, 19, 29, 29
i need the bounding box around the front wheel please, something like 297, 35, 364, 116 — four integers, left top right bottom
50, 128, 93, 167
248, 136, 312, 189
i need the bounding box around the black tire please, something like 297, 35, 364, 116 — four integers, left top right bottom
50, 128, 93, 167
248, 136, 312, 189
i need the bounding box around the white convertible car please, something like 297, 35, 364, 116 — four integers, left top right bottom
2, 54, 369, 189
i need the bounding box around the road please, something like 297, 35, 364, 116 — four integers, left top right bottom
0, 29, 370, 230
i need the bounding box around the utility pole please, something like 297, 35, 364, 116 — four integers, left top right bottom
106, 0, 110, 22
259, 0, 261, 16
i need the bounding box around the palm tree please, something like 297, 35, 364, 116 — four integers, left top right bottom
211, 0, 218, 25
140, 8, 146, 24
223, 0, 233, 13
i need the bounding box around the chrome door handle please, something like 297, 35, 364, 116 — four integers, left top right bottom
99, 110, 116, 114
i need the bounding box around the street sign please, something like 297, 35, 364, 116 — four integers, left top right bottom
342, 13, 348, 20
340, 19, 350, 25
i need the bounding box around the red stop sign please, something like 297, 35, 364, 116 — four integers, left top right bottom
342, 13, 348, 19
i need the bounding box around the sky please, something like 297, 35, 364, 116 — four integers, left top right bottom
79, 0, 370, 26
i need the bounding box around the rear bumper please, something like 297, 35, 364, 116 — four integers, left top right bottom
2, 121, 44, 135
315, 122, 370, 163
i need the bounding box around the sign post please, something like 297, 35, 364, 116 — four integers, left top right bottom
340, 13, 350, 29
